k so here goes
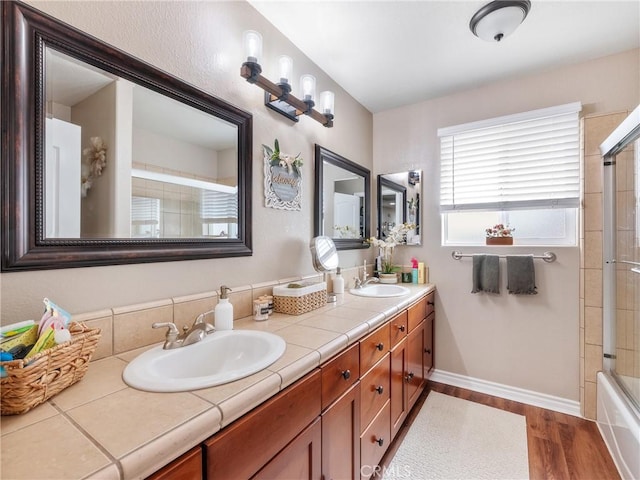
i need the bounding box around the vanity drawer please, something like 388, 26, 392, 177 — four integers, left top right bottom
360, 354, 390, 433
360, 323, 390, 375
408, 296, 427, 332
389, 310, 408, 348
360, 400, 391, 480
205, 369, 321, 480
425, 291, 435, 318
322, 343, 360, 410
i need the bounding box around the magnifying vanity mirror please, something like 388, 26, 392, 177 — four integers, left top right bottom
314, 145, 370, 250
2, 2, 252, 270
377, 170, 421, 245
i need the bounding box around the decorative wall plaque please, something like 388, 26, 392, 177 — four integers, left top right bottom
263, 140, 302, 211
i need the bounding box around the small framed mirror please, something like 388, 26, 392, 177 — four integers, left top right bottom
376, 170, 422, 245
314, 145, 370, 250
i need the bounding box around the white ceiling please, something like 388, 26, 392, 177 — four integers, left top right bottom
249, 1, 640, 113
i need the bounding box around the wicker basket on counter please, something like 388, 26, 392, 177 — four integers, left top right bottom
0, 322, 101, 415
273, 282, 327, 315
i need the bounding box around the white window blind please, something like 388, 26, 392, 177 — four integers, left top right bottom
200, 190, 237, 223
131, 196, 160, 225
439, 102, 582, 212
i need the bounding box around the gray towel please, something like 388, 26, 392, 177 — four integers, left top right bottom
471, 254, 500, 294
506, 255, 537, 294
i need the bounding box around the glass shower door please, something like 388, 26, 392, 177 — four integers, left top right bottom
612, 138, 640, 408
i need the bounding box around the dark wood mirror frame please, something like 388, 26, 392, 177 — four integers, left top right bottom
1, 1, 253, 271
314, 144, 370, 250
377, 176, 407, 239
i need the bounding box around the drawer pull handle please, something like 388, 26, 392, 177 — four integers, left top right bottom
405, 372, 414, 382
427, 301, 435, 306
376, 342, 384, 351
425, 348, 432, 354
375, 385, 384, 395
397, 325, 405, 332
341, 369, 351, 380
375, 437, 384, 447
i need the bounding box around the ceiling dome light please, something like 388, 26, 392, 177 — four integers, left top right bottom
470, 0, 531, 42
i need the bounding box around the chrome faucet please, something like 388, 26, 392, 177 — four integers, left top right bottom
353, 259, 380, 289
153, 310, 215, 349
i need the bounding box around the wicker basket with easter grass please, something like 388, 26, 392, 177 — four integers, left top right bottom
0, 300, 101, 415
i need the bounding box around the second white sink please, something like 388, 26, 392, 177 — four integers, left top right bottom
350, 284, 410, 298
123, 330, 286, 392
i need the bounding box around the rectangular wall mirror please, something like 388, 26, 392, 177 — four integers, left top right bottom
314, 145, 370, 250
377, 170, 421, 245
2, 1, 253, 270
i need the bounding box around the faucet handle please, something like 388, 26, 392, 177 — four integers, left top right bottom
152, 322, 179, 339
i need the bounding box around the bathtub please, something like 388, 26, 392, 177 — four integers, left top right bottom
597, 372, 640, 480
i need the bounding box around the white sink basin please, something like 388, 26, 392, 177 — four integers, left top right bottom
123, 330, 286, 392
350, 284, 410, 298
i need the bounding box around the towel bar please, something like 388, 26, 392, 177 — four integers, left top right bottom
451, 250, 557, 263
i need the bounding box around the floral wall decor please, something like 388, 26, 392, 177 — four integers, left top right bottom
263, 139, 302, 211
81, 136, 107, 197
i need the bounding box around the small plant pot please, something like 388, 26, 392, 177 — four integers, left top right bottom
379, 273, 398, 284
486, 236, 513, 245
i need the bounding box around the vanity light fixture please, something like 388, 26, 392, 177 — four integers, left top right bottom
240, 30, 334, 127
469, 0, 531, 42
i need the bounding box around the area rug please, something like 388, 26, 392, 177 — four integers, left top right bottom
383, 391, 529, 480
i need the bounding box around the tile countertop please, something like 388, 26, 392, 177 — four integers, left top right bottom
1, 284, 434, 480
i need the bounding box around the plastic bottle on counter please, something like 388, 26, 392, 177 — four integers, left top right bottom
214, 286, 234, 330
333, 267, 345, 294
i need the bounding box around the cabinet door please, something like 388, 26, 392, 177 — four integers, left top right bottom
424, 312, 434, 378
407, 321, 425, 411
322, 382, 361, 480
146, 446, 202, 480
252, 417, 322, 480
390, 338, 407, 441
360, 400, 390, 480
205, 370, 321, 479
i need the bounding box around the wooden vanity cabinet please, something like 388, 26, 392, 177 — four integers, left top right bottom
321, 382, 361, 480
205, 369, 321, 480
146, 446, 203, 480
253, 418, 322, 480
159, 292, 434, 480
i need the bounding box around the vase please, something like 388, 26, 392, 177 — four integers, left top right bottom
379, 273, 398, 284
486, 236, 513, 245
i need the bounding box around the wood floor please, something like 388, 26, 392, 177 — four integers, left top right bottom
378, 381, 621, 480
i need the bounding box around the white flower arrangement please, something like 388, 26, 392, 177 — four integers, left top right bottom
263, 139, 303, 176
368, 222, 416, 274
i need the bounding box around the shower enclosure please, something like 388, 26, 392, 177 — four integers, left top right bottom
599, 105, 640, 480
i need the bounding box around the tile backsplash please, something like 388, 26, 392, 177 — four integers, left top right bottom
75, 267, 364, 360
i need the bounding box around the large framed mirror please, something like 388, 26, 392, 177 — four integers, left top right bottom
1, 2, 252, 271
314, 145, 370, 250
377, 170, 422, 245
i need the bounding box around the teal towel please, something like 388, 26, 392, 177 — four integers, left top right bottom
507, 255, 537, 295
471, 254, 500, 294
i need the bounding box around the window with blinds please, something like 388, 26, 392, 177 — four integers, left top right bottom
438, 102, 581, 245
131, 196, 161, 238
200, 190, 238, 223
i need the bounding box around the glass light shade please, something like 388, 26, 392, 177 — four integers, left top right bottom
319, 91, 335, 115
473, 6, 526, 42
300, 74, 316, 102
278, 55, 293, 84
243, 30, 262, 63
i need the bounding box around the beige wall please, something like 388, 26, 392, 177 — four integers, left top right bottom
373, 49, 640, 402
1, 1, 373, 322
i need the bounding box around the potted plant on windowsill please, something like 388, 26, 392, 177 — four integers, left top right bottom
485, 224, 514, 245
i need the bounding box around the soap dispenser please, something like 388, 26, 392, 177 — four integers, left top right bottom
214, 286, 234, 330
333, 267, 345, 294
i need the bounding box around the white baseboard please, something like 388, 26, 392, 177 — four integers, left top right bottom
430, 369, 582, 417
